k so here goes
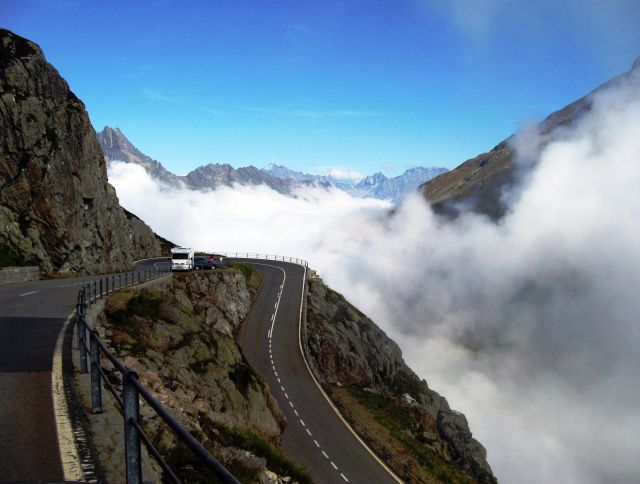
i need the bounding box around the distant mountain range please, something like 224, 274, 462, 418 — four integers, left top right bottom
97, 127, 447, 202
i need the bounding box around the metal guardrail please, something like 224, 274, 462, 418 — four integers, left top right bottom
74, 263, 239, 484
216, 252, 309, 268
332, 395, 430, 483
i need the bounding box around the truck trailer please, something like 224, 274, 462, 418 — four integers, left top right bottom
170, 247, 195, 271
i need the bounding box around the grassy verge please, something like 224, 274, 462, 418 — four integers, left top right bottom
204, 420, 312, 484
227, 262, 262, 291
335, 386, 474, 483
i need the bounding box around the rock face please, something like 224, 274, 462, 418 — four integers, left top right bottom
0, 29, 161, 273
184, 163, 298, 194
96, 126, 183, 188
352, 166, 448, 201
97, 271, 300, 481
420, 57, 640, 220
305, 274, 496, 483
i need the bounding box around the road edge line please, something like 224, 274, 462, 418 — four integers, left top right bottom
51, 311, 84, 481
295, 265, 403, 484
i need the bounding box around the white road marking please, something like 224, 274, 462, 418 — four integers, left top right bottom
314, 439, 320, 448
306, 428, 312, 436
331, 462, 338, 470
322, 450, 329, 459
293, 409, 298, 416
289, 401, 294, 408
341, 473, 349, 482
274, 371, 278, 377
276, 377, 281, 383
281, 385, 285, 392
300, 419, 306, 427
284, 392, 289, 400
18, 290, 39, 297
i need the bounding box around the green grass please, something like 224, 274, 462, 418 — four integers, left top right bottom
125, 289, 165, 319
347, 386, 474, 484
205, 421, 312, 484
227, 262, 262, 292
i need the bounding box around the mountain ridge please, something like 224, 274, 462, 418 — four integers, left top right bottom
420, 56, 640, 219
98, 126, 447, 201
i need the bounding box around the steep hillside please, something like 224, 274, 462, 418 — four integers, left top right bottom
0, 29, 161, 273
420, 58, 640, 219
304, 273, 496, 483
93, 270, 308, 482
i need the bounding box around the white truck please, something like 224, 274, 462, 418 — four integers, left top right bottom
170, 247, 194, 272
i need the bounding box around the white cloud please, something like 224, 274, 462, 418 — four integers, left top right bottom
313, 167, 364, 181
109, 67, 640, 483
107, 164, 388, 255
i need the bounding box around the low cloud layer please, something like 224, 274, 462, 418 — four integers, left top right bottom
108, 67, 640, 483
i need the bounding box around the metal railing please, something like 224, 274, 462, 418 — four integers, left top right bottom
332, 395, 430, 483
74, 264, 239, 484
216, 252, 309, 268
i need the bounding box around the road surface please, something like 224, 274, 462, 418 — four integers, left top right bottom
237, 259, 397, 484
0, 259, 164, 481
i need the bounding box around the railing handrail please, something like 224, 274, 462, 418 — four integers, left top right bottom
74, 262, 239, 484
215, 252, 309, 268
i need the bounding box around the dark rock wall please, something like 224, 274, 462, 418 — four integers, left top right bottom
0, 29, 160, 273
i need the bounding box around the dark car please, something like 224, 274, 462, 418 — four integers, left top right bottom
193, 256, 215, 270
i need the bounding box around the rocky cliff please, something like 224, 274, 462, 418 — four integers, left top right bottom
0, 29, 161, 273
305, 274, 496, 483
95, 270, 307, 482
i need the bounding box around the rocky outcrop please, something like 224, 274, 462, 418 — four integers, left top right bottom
305, 274, 496, 483
0, 29, 161, 273
95, 270, 305, 482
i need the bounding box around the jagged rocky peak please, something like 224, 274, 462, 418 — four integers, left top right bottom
96, 126, 182, 187
0, 29, 161, 273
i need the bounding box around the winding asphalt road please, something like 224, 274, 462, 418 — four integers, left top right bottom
0, 257, 397, 483
0, 259, 163, 481
237, 259, 397, 484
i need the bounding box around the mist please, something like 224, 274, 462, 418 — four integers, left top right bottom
108, 67, 640, 483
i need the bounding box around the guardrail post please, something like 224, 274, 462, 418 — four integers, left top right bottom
123, 369, 142, 484
79, 315, 88, 374
90, 331, 102, 413
99, 278, 103, 298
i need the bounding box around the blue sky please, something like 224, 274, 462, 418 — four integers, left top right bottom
2, 0, 639, 176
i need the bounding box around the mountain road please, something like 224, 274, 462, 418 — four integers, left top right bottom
237, 259, 398, 484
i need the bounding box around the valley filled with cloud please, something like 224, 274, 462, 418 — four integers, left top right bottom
108, 68, 640, 484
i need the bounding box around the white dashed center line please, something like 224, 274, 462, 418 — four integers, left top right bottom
254, 261, 351, 484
